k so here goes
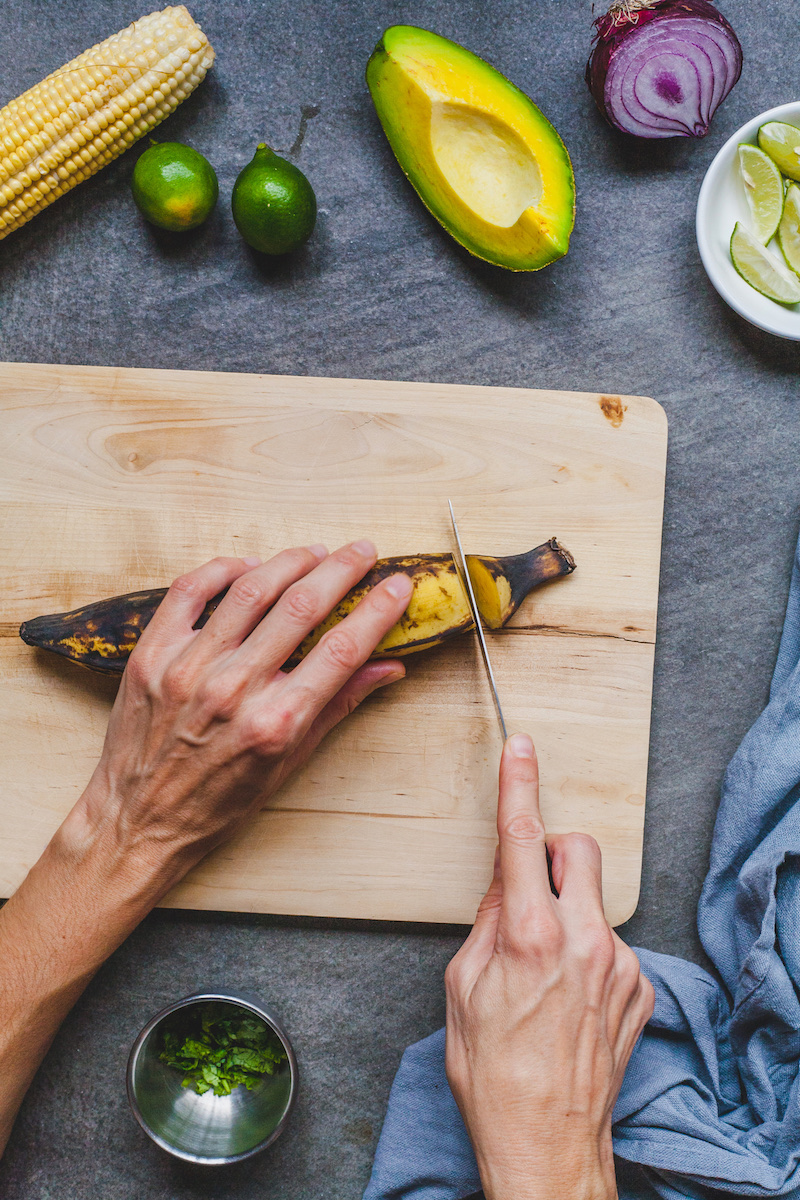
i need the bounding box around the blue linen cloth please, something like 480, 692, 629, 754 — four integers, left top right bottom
364, 531, 800, 1200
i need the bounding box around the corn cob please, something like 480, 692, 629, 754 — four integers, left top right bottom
0, 6, 214, 240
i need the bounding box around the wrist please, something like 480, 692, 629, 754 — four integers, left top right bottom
58, 777, 194, 909
475, 1131, 616, 1200
481, 1166, 616, 1200
48, 787, 181, 935
0, 802, 168, 1025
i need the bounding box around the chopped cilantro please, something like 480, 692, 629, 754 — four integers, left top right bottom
158, 1003, 288, 1097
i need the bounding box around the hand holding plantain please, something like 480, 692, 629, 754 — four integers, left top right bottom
63, 540, 415, 885
0, 540, 413, 1154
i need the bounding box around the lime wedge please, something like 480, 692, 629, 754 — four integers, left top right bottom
730, 221, 800, 304
758, 122, 800, 182
778, 183, 800, 275
737, 144, 784, 243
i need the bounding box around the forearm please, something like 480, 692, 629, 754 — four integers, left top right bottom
0, 544, 412, 1160
0, 792, 171, 1156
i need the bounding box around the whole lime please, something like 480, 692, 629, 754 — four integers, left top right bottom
231, 144, 317, 255
132, 142, 218, 232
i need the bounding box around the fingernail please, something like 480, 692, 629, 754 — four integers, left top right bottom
307, 543, 328, 560
242, 555, 261, 567
507, 733, 534, 758
352, 539, 376, 558
384, 573, 413, 600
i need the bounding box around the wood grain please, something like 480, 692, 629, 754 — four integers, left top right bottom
0, 363, 667, 925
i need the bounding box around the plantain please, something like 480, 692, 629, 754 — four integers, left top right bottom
19, 539, 575, 676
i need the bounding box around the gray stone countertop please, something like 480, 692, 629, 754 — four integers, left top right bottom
0, 1, 798, 1196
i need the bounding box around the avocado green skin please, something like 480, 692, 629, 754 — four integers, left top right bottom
131, 142, 218, 231
231, 145, 317, 255
366, 25, 575, 272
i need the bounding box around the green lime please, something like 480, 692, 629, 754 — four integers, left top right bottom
730, 221, 800, 304
231, 143, 317, 255
132, 142, 218, 231
757, 122, 800, 183
737, 144, 784, 243
777, 183, 800, 275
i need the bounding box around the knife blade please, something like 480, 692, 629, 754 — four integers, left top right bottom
448, 499, 508, 741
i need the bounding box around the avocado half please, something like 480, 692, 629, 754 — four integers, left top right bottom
366, 25, 575, 272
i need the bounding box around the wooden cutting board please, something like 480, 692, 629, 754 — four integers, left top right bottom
0, 363, 666, 925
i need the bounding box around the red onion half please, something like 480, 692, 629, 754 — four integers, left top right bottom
586, 0, 743, 138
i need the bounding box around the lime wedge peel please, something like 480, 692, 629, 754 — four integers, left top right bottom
737, 144, 784, 243
758, 122, 800, 183
778, 183, 800, 276
730, 221, 800, 305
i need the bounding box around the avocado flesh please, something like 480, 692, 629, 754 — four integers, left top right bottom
366, 25, 575, 271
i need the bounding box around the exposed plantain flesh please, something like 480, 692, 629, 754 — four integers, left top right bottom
467, 538, 575, 629
19, 540, 575, 676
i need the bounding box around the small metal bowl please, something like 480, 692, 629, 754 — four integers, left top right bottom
127, 990, 298, 1164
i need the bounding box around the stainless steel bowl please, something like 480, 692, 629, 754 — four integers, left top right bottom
126, 990, 298, 1164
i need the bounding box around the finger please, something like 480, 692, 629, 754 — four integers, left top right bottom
496, 734, 553, 925
546, 832, 605, 914
458, 847, 502, 972
609, 948, 655, 1064
193, 544, 328, 655
615, 972, 654, 1041
586, 930, 644, 1054
637, 974, 656, 1026
281, 572, 414, 711
141, 556, 262, 644
243, 539, 380, 671
270, 659, 406, 784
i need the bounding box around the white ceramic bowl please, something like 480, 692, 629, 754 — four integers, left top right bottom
696, 100, 800, 339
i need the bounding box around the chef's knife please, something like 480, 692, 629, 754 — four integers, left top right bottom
448, 499, 508, 741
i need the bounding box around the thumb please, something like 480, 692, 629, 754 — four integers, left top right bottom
280, 660, 406, 776
451, 847, 502, 986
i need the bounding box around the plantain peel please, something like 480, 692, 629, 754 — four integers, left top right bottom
19, 587, 214, 675
19, 540, 575, 676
